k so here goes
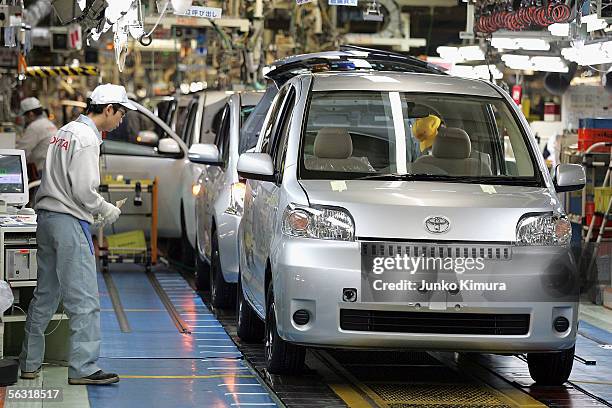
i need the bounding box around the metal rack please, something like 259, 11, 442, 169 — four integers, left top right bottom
97, 177, 158, 273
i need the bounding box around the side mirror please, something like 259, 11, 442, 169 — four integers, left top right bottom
554, 164, 586, 192
237, 153, 275, 182
189, 144, 222, 165
158, 138, 181, 155
137, 130, 159, 145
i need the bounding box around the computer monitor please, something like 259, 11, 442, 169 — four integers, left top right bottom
0, 149, 29, 205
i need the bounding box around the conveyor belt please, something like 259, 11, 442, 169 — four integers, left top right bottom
177, 264, 612, 408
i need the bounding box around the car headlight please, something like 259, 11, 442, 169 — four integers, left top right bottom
282, 204, 354, 241
225, 181, 246, 216
516, 214, 571, 246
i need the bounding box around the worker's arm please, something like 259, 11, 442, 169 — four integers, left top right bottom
67, 145, 111, 216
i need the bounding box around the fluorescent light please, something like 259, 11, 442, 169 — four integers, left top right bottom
562, 41, 612, 65
450, 64, 503, 80
492, 37, 550, 51
548, 23, 569, 37
436, 45, 484, 63
501, 54, 568, 72
582, 14, 608, 33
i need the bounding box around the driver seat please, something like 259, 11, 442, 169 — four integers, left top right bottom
304, 127, 374, 172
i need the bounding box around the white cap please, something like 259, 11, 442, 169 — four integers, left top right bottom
89, 84, 137, 110
20, 97, 42, 114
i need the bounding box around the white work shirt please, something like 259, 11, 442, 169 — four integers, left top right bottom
16, 116, 57, 172
35, 115, 111, 224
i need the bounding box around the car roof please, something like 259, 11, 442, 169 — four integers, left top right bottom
309, 71, 501, 98
265, 45, 446, 85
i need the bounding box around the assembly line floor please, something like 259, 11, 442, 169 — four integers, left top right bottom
2, 263, 611, 408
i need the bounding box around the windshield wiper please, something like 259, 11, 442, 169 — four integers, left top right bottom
350, 173, 454, 181
350, 174, 542, 186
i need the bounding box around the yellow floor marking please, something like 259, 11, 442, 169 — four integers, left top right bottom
310, 350, 389, 408
120, 375, 256, 379
327, 383, 376, 408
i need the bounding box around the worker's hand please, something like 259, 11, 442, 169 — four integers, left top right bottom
101, 202, 121, 225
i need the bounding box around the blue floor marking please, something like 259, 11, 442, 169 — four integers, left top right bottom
89, 265, 278, 408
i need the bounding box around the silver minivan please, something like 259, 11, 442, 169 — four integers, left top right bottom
236, 70, 585, 385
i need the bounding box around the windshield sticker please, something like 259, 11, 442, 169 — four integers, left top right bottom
363, 76, 400, 83
330, 180, 347, 192
480, 185, 496, 194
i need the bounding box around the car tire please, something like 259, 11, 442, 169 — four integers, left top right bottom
195, 237, 210, 291
265, 282, 305, 375
236, 273, 264, 342
209, 234, 236, 309
527, 346, 575, 385
180, 204, 196, 267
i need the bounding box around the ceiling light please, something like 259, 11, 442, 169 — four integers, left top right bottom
491, 37, 550, 51
450, 64, 502, 80
436, 45, 485, 63
548, 23, 569, 37
562, 41, 612, 65
501, 54, 568, 72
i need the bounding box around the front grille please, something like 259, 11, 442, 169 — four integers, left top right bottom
360, 242, 512, 261
340, 309, 530, 335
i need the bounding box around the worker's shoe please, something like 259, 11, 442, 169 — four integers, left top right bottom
68, 370, 119, 385
20, 366, 42, 380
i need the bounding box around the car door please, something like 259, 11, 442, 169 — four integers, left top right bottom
248, 85, 296, 313
100, 101, 188, 239
241, 86, 289, 311
199, 102, 232, 259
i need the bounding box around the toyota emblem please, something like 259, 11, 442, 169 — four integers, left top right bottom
424, 216, 450, 234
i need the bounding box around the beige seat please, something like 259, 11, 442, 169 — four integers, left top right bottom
304, 127, 375, 172
413, 127, 492, 176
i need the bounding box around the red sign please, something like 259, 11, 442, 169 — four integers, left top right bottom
511, 85, 522, 105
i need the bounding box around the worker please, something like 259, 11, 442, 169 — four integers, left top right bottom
17, 97, 58, 177
19, 84, 135, 385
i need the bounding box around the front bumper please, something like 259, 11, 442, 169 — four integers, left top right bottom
271, 238, 578, 353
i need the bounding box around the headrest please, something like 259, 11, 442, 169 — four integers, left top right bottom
412, 115, 442, 152
432, 127, 471, 159
314, 128, 353, 159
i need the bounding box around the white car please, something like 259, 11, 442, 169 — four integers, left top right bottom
191, 91, 262, 306
101, 100, 223, 251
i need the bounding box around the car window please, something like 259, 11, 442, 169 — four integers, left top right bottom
261, 86, 289, 154
175, 102, 191, 136
239, 84, 278, 154
300, 91, 540, 185
183, 102, 198, 146
104, 110, 173, 158
272, 88, 296, 175
214, 105, 231, 166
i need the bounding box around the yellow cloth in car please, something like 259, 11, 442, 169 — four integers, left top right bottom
412, 115, 442, 152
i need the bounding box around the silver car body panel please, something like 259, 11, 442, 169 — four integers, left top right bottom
196, 92, 263, 281
238, 72, 578, 352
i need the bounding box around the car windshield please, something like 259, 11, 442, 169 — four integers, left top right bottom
300, 91, 541, 185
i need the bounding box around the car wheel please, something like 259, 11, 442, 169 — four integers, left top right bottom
527, 346, 575, 385
195, 237, 210, 291
265, 282, 305, 375
209, 234, 236, 309
180, 204, 196, 267
236, 273, 264, 342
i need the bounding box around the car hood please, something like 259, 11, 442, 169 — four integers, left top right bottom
298, 180, 559, 242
